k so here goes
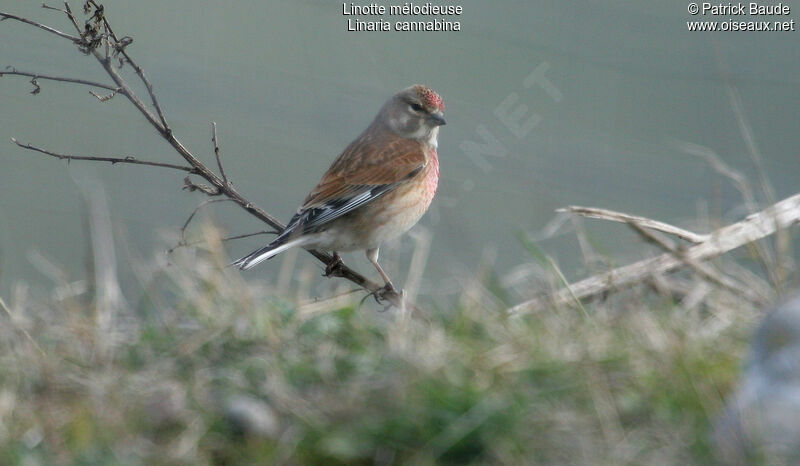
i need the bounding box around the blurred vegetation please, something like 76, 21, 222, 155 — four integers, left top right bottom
0, 226, 777, 465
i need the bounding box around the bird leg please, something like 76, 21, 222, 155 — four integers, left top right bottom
366, 248, 397, 294
324, 252, 344, 277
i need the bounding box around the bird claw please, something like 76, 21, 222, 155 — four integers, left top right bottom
323, 253, 344, 277
360, 283, 401, 309
375, 283, 397, 303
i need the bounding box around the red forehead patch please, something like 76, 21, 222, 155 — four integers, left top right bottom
420, 87, 445, 111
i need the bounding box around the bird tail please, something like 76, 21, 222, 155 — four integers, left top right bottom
231, 236, 309, 270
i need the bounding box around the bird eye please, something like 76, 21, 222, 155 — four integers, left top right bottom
410, 103, 424, 112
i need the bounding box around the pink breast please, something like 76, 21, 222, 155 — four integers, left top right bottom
425, 149, 440, 197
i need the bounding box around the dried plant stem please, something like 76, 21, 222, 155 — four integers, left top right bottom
557, 206, 710, 244
511, 193, 800, 314
626, 222, 765, 305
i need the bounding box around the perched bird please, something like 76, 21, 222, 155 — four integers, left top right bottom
232, 85, 445, 293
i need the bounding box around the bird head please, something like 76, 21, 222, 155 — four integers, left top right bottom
378, 85, 446, 146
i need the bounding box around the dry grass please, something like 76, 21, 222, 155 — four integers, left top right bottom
0, 222, 772, 465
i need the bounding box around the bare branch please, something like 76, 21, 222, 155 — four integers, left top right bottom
0, 68, 119, 92
90, 48, 166, 133
82, 1, 170, 132
510, 193, 800, 314
125, 58, 169, 132
558, 205, 710, 244
60, 1, 83, 35
11, 138, 195, 172
86, 29, 385, 299
3, 2, 414, 312
41, 4, 68, 14
211, 122, 229, 186
0, 10, 81, 43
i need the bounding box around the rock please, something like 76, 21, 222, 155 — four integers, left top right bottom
714, 294, 800, 464
224, 395, 280, 439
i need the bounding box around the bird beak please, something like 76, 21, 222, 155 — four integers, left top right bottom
427, 112, 446, 126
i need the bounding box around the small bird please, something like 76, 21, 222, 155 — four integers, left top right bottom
232, 85, 446, 294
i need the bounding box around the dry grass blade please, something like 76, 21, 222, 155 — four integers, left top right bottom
0, 296, 46, 358
675, 139, 783, 289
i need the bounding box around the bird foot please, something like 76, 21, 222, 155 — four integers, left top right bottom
360, 283, 401, 308
323, 253, 344, 277
377, 282, 397, 301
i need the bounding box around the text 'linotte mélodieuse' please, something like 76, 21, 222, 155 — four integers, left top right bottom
343, 2, 463, 31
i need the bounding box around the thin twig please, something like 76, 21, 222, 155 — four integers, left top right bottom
59, 1, 82, 35
0, 10, 81, 42
40, 4, 67, 14
211, 122, 229, 185
85, 0, 170, 132
558, 206, 709, 244
168, 198, 235, 253
0, 69, 119, 92
11, 138, 196, 172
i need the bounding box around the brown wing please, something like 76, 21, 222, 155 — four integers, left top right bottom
272, 131, 427, 240
302, 132, 427, 209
